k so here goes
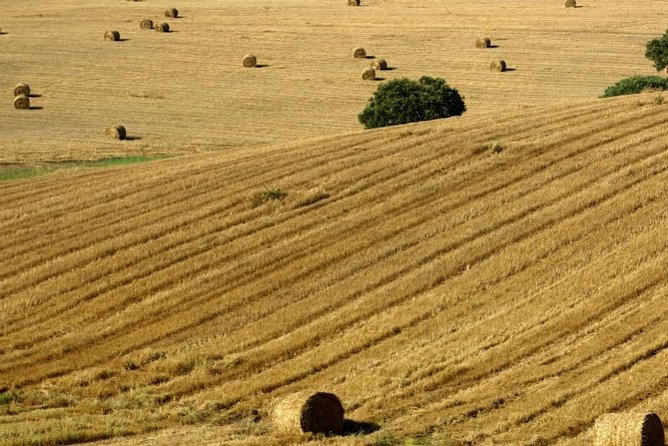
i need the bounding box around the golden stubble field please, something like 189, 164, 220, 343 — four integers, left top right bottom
1, 93, 668, 445
0, 0, 666, 164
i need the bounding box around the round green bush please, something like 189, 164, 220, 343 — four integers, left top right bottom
645, 29, 668, 73
601, 75, 668, 98
358, 76, 465, 129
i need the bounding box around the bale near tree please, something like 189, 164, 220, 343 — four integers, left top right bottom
14, 83, 30, 97
565, 0, 577, 7
140, 19, 154, 29
243, 54, 257, 67
476, 37, 492, 48
645, 29, 668, 73
106, 125, 127, 140
155, 22, 170, 32
594, 413, 664, 446
13, 95, 30, 110
272, 391, 344, 435
358, 76, 466, 129
104, 30, 121, 41
490, 60, 507, 71
370, 59, 388, 70
353, 47, 366, 58
362, 68, 376, 80
165, 7, 178, 18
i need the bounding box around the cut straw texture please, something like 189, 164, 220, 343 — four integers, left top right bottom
272, 391, 344, 435
594, 412, 665, 446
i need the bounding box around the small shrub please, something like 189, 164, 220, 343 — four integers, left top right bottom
358, 76, 465, 129
645, 29, 668, 72
656, 94, 665, 105
0, 392, 16, 405
251, 189, 288, 206
600, 75, 668, 98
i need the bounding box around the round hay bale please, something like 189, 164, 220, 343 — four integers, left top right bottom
140, 19, 154, 29
106, 125, 127, 140
476, 37, 491, 48
104, 30, 120, 41
155, 22, 170, 33
348, 0, 360, 5
565, 0, 577, 6
594, 412, 664, 446
13, 95, 30, 110
353, 47, 366, 59
272, 391, 344, 435
13, 83, 30, 97
243, 54, 257, 67
165, 7, 178, 18
490, 60, 507, 72
362, 68, 376, 80
370, 58, 387, 70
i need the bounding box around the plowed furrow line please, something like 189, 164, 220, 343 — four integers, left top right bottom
127, 148, 668, 401
1, 109, 664, 376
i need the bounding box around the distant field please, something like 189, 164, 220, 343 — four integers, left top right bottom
1, 94, 668, 445
1, 0, 666, 163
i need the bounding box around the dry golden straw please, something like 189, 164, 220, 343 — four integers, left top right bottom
353, 47, 366, 58
13, 95, 30, 110
272, 391, 344, 435
165, 7, 179, 18
362, 68, 376, 80
476, 37, 492, 48
155, 22, 170, 33
348, 0, 360, 5
490, 60, 507, 72
594, 412, 665, 446
140, 19, 154, 30
565, 0, 577, 7
243, 54, 257, 68
14, 83, 30, 97
106, 125, 127, 140
370, 59, 388, 70
104, 30, 120, 41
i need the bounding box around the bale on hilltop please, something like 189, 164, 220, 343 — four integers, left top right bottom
104, 30, 121, 41
362, 68, 376, 80
594, 412, 665, 446
155, 22, 170, 33
243, 54, 257, 67
165, 7, 178, 18
272, 391, 344, 435
476, 37, 492, 48
14, 83, 30, 97
490, 60, 507, 72
140, 19, 154, 29
565, 0, 577, 7
370, 59, 387, 70
13, 95, 30, 110
106, 125, 127, 140
348, 0, 360, 5
353, 47, 366, 58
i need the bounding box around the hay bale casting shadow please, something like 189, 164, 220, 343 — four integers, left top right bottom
490, 60, 507, 72
348, 0, 360, 5
140, 19, 154, 29
13, 95, 30, 110
106, 125, 127, 140
165, 7, 178, 18
565, 0, 577, 7
476, 37, 492, 48
104, 30, 121, 41
155, 22, 170, 33
370, 58, 388, 70
594, 412, 665, 446
273, 391, 344, 435
353, 47, 366, 59
14, 83, 30, 97
243, 54, 257, 67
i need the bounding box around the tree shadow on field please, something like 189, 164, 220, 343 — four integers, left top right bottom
341, 419, 380, 436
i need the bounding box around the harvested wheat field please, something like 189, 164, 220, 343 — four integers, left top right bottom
1, 0, 666, 163
1, 93, 668, 445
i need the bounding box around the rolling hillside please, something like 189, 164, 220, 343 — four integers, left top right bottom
1, 93, 668, 445
1, 0, 666, 164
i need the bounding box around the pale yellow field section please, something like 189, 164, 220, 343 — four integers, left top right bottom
1, 94, 668, 445
0, 0, 665, 163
